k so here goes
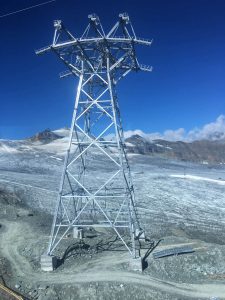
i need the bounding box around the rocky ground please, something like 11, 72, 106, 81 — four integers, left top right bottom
1, 196, 225, 300
0, 142, 225, 299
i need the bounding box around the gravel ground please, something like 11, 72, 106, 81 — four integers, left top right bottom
0, 150, 225, 299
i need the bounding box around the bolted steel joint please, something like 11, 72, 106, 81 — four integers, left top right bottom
88, 13, 100, 24
119, 12, 130, 23
54, 20, 62, 30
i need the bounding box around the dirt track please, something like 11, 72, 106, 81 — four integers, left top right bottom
1, 219, 225, 299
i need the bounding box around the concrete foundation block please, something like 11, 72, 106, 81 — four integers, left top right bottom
73, 228, 84, 239
130, 256, 143, 272
135, 229, 146, 240
41, 254, 57, 272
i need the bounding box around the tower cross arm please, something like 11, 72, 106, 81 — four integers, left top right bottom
50, 38, 102, 50
49, 37, 152, 51
105, 37, 153, 47
133, 38, 153, 46
35, 36, 152, 57
59, 70, 74, 78
139, 64, 153, 72
35, 45, 52, 55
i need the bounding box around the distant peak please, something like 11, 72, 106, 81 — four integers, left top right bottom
28, 129, 62, 143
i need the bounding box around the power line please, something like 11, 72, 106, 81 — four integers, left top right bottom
0, 0, 56, 19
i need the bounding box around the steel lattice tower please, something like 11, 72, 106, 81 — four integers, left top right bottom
36, 13, 152, 268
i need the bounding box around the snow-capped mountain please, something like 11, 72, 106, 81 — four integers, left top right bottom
1, 128, 225, 164
125, 134, 225, 164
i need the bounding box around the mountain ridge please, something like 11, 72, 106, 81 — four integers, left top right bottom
1, 128, 225, 164
125, 134, 225, 164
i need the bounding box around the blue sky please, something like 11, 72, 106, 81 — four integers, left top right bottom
0, 0, 225, 139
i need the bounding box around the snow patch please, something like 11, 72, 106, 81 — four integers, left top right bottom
0, 144, 18, 154
155, 143, 163, 148
127, 153, 141, 157
53, 128, 70, 137
50, 155, 63, 161
125, 142, 135, 147
170, 174, 225, 185
34, 137, 70, 155
155, 143, 172, 150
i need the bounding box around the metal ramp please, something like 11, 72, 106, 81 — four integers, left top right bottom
153, 246, 194, 259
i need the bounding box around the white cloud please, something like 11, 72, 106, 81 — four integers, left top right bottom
124, 115, 225, 142
162, 128, 186, 141
123, 129, 147, 139
187, 115, 225, 141
124, 128, 186, 142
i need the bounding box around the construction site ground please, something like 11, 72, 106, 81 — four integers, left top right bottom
1, 189, 225, 300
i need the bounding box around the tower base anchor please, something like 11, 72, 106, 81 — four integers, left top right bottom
129, 256, 143, 272
73, 228, 84, 239
40, 254, 58, 272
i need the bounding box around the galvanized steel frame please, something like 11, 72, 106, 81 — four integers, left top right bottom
36, 13, 152, 258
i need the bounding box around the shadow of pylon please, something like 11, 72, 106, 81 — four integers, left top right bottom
142, 239, 163, 270
59, 240, 91, 264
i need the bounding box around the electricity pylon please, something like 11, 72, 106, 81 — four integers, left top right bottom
36, 13, 152, 269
